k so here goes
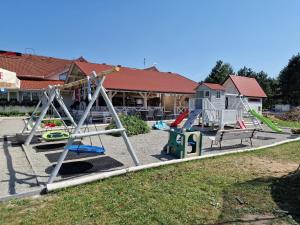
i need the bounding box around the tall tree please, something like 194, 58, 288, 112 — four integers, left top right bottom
278, 54, 300, 105
204, 60, 234, 84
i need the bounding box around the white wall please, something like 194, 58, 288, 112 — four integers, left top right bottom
246, 97, 262, 113
196, 85, 225, 110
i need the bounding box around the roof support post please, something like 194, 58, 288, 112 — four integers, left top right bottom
173, 94, 177, 115
122, 92, 126, 106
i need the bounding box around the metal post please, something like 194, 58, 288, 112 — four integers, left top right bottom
24, 88, 56, 146
54, 89, 78, 128
48, 72, 140, 184
22, 94, 44, 133
99, 76, 140, 166
48, 75, 110, 183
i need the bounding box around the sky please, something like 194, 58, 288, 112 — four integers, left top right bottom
1, 0, 300, 81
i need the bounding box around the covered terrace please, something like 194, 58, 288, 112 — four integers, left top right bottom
64, 61, 198, 122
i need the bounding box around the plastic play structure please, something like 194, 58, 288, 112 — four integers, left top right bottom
22, 67, 140, 184
42, 130, 70, 142
170, 109, 189, 127
165, 129, 202, 158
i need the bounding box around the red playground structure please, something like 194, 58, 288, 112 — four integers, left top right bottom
170, 109, 189, 127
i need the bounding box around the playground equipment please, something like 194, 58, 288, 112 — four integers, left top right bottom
66, 144, 105, 154
42, 130, 70, 142
152, 120, 169, 130
45, 67, 140, 184
170, 109, 189, 127
165, 129, 202, 159
249, 109, 282, 132
237, 120, 246, 129
18, 88, 78, 144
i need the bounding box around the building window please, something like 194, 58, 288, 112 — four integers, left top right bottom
216, 91, 221, 99
258, 106, 261, 112
205, 91, 210, 97
248, 98, 260, 102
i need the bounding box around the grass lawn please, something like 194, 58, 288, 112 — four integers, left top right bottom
1, 142, 300, 225
271, 117, 300, 129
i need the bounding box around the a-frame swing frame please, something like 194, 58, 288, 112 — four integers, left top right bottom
42, 68, 140, 183
23, 87, 78, 146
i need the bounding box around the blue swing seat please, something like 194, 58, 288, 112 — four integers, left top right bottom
65, 145, 105, 154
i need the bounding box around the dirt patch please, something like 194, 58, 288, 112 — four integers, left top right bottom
240, 214, 289, 225
239, 157, 299, 176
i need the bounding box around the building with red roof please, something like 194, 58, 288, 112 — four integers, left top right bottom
223, 75, 267, 112
0, 50, 85, 105
0, 50, 198, 114
67, 61, 198, 113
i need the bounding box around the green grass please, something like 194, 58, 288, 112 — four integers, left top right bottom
271, 117, 300, 129
1, 142, 300, 225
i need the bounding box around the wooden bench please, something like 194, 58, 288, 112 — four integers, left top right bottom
208, 129, 257, 149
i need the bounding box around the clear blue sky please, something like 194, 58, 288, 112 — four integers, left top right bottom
1, 0, 300, 81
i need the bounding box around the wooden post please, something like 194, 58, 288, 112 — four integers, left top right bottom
173, 94, 177, 115
122, 92, 126, 106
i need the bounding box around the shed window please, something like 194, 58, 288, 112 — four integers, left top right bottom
205, 91, 210, 97
216, 91, 221, 99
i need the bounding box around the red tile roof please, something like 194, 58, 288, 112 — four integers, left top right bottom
0, 51, 85, 79
228, 75, 267, 97
74, 61, 198, 94
20, 79, 64, 90
201, 82, 225, 91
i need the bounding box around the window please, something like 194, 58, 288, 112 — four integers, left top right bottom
248, 98, 260, 102
258, 106, 261, 112
205, 91, 210, 97
216, 91, 221, 99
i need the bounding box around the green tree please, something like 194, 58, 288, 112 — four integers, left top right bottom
237, 66, 276, 109
278, 54, 300, 105
204, 60, 234, 83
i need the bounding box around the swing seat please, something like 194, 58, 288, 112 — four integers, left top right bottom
65, 145, 105, 154
42, 131, 70, 142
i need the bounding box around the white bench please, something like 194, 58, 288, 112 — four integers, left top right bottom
208, 129, 257, 149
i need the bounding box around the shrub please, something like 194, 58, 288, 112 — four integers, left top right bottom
105, 115, 150, 136
42, 119, 63, 127
291, 128, 300, 134
0, 111, 26, 117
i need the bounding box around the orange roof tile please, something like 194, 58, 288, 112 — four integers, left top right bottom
201, 82, 225, 91
228, 75, 267, 97
20, 79, 64, 90
74, 61, 198, 94
0, 51, 86, 79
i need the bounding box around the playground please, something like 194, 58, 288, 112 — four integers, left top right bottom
1, 68, 300, 199
0, 116, 298, 198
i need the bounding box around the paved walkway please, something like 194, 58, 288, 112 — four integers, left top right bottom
0, 118, 40, 199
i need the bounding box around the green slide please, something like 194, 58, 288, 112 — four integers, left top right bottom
249, 109, 282, 133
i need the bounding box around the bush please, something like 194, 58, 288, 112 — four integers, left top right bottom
42, 119, 63, 127
291, 128, 300, 134
0, 111, 27, 117
105, 115, 150, 136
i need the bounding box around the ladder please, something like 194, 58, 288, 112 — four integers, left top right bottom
239, 96, 262, 130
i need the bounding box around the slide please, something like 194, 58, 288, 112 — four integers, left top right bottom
183, 109, 202, 129
171, 109, 189, 127
237, 120, 246, 129
249, 109, 282, 133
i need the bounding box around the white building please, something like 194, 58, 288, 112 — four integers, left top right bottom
223, 75, 267, 113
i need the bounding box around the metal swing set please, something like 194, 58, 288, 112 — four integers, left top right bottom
22, 67, 140, 184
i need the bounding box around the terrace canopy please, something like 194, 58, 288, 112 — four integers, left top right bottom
66, 61, 198, 114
